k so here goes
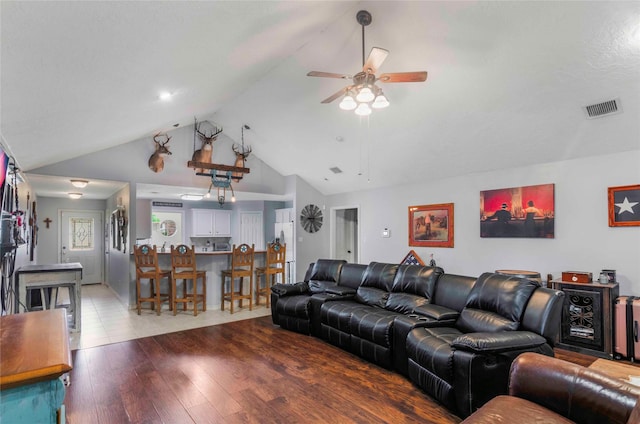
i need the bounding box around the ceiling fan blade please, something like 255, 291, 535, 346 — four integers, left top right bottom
307, 71, 352, 80
321, 87, 349, 104
378, 71, 428, 83
362, 47, 389, 74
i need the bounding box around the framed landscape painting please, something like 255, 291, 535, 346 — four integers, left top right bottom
608, 184, 640, 227
408, 203, 454, 248
480, 183, 555, 238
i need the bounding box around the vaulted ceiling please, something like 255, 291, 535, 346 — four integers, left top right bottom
2, 1, 639, 198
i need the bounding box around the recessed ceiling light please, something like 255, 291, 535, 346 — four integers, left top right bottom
180, 194, 203, 201
159, 91, 173, 101
68, 193, 83, 199
70, 179, 88, 188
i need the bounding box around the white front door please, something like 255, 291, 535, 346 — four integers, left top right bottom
60, 210, 104, 285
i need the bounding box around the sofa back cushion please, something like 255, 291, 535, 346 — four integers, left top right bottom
338, 263, 368, 289
456, 272, 539, 333
355, 262, 398, 307
308, 259, 346, 294
433, 273, 477, 312
385, 265, 444, 314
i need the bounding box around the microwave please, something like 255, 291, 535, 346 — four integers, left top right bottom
214, 242, 230, 251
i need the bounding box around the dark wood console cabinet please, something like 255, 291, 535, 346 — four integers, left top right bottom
550, 279, 619, 358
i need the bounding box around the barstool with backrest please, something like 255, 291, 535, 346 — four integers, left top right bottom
221, 243, 255, 314
255, 242, 286, 307
134, 244, 172, 315
170, 244, 207, 316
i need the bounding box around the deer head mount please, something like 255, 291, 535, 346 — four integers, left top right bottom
231, 124, 252, 182
231, 144, 251, 182
148, 133, 172, 173
192, 121, 223, 173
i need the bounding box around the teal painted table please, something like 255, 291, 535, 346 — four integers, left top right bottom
1, 309, 72, 423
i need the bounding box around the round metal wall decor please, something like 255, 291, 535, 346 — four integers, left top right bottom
300, 204, 323, 233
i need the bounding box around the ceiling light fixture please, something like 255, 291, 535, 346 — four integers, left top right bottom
159, 91, 173, 101
211, 171, 235, 207
308, 10, 427, 116
70, 179, 89, 188
68, 193, 83, 199
180, 194, 203, 201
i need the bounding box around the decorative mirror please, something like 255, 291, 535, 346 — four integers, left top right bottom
159, 219, 177, 237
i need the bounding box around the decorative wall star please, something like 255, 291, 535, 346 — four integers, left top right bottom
615, 197, 639, 215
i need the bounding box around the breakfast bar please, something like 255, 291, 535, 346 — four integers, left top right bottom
132, 249, 267, 310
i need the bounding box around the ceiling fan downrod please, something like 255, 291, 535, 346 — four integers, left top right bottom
356, 10, 372, 67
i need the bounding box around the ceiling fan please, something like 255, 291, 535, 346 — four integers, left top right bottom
307, 10, 428, 116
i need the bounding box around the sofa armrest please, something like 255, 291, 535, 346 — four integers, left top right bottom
413, 303, 460, 321
325, 286, 356, 296
452, 331, 547, 354
508, 352, 640, 424
271, 282, 309, 296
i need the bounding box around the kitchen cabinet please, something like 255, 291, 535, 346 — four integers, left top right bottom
191, 209, 231, 237
214, 210, 231, 236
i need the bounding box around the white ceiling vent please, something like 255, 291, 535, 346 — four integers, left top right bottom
329, 167, 343, 174
583, 98, 622, 119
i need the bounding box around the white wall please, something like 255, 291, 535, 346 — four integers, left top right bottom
294, 175, 328, 281
326, 150, 640, 296
105, 185, 131, 304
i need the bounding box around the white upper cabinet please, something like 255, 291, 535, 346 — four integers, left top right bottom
191, 209, 231, 237
213, 210, 231, 236
191, 209, 214, 236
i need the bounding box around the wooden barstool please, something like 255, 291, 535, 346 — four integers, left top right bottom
255, 242, 286, 307
134, 244, 172, 315
170, 244, 207, 316
221, 243, 254, 314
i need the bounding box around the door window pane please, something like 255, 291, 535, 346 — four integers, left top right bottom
70, 218, 94, 250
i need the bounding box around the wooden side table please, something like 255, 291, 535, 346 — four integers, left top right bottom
1, 309, 73, 423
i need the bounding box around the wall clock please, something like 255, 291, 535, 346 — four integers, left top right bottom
300, 204, 323, 233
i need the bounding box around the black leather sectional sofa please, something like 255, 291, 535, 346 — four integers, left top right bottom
270, 259, 565, 418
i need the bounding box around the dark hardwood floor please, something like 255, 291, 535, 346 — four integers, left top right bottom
64, 316, 633, 424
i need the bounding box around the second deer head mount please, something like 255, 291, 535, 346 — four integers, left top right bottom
188, 122, 251, 182
232, 124, 252, 182
192, 120, 223, 174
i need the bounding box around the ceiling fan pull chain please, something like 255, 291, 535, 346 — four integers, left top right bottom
361, 23, 366, 67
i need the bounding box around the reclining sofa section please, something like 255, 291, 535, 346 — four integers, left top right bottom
270, 259, 564, 418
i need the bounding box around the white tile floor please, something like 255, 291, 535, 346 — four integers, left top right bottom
69, 283, 271, 350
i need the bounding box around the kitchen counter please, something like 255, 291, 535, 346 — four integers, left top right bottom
131, 248, 267, 309
162, 250, 266, 255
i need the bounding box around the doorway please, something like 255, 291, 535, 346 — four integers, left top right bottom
239, 211, 264, 249
59, 210, 104, 285
331, 206, 359, 263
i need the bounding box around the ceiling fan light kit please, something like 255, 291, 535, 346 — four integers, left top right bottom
308, 10, 427, 116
